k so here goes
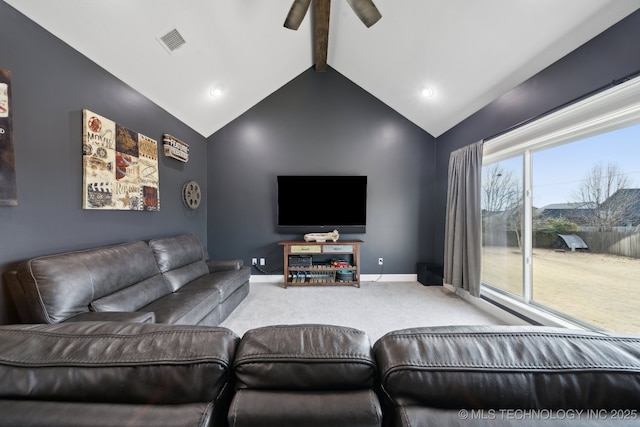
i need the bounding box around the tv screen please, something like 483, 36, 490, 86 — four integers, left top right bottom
277, 175, 367, 234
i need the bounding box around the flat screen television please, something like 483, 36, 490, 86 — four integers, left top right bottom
277, 175, 367, 234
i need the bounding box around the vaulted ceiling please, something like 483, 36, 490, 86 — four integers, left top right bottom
5, 0, 640, 138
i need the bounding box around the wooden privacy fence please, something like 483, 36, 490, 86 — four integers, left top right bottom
483, 230, 640, 259
576, 231, 640, 258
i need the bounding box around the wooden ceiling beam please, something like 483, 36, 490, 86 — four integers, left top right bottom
314, 0, 330, 72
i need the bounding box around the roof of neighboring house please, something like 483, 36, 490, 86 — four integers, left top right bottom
537, 203, 595, 225
602, 188, 640, 224
540, 202, 596, 210
603, 188, 640, 205
538, 189, 640, 226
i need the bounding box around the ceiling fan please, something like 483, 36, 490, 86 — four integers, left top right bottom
284, 0, 382, 72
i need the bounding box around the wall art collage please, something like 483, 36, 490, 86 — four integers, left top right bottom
0, 67, 17, 206
82, 109, 160, 210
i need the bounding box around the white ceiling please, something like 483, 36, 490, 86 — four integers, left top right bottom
5, 0, 640, 138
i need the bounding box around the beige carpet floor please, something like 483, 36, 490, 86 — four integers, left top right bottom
220, 281, 507, 342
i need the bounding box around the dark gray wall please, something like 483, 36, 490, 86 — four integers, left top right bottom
433, 10, 640, 264
206, 68, 436, 274
0, 3, 209, 324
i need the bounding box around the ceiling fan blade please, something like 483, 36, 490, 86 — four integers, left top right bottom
284, 0, 312, 30
346, 0, 382, 27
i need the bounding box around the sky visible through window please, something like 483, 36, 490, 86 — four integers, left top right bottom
530, 123, 640, 208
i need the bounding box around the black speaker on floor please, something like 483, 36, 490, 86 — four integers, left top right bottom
417, 262, 443, 286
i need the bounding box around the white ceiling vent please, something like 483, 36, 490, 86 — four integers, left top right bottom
158, 28, 186, 53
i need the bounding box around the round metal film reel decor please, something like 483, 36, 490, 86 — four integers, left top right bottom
182, 180, 201, 209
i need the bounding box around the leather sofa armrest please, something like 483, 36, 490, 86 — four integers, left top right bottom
207, 259, 243, 272
64, 311, 156, 323
3, 270, 39, 323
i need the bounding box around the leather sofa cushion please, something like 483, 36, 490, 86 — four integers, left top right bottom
374, 325, 640, 410
0, 401, 214, 427
233, 324, 376, 390
149, 234, 209, 291
66, 311, 156, 323
141, 287, 222, 325
16, 241, 162, 323
90, 274, 171, 312
0, 322, 239, 405
149, 234, 207, 272
181, 268, 251, 301
228, 390, 382, 427
162, 260, 210, 292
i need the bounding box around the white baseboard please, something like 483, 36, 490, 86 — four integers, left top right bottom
361, 274, 417, 282
250, 275, 285, 284
250, 274, 417, 284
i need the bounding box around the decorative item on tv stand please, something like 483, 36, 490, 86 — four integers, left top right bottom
303, 229, 339, 242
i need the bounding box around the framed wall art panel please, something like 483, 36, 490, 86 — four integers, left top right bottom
0, 67, 17, 206
82, 109, 159, 210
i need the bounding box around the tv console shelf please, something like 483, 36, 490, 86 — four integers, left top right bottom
278, 240, 364, 288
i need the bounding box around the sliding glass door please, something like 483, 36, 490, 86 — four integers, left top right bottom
480, 76, 640, 334
530, 127, 640, 332
481, 157, 524, 299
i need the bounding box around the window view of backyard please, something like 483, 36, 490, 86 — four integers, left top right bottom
482, 124, 640, 334
481, 156, 523, 299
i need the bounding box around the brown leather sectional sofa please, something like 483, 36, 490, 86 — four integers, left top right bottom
1, 322, 639, 427
4, 234, 250, 326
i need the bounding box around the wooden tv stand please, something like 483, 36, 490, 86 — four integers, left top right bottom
279, 240, 364, 288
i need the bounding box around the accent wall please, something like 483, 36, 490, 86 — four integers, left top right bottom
0, 2, 209, 324
206, 68, 436, 275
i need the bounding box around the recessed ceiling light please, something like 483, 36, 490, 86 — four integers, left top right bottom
421, 87, 435, 98
209, 87, 223, 98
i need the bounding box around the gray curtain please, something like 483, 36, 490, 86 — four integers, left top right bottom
443, 141, 483, 297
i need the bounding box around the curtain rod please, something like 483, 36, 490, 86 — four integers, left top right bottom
483, 68, 640, 143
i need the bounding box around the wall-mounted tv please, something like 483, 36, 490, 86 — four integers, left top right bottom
277, 175, 367, 234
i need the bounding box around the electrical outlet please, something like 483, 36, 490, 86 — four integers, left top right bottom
260, 258, 266, 266
252, 258, 257, 265
378, 257, 384, 266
